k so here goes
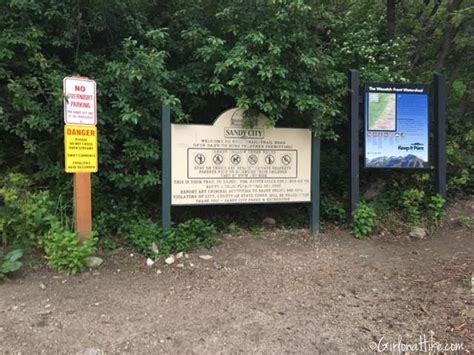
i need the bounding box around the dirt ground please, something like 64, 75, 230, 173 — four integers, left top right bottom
1, 200, 473, 354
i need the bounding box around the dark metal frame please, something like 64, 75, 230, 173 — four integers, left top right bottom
348, 71, 448, 220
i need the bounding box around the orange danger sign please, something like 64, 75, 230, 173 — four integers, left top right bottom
64, 125, 98, 173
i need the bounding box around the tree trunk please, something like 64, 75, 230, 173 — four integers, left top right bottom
435, 0, 463, 70
387, 0, 397, 40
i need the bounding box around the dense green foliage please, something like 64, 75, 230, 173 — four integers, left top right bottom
0, 248, 23, 280
1, 173, 96, 273
40, 224, 97, 274
125, 217, 218, 259
1, 1, 472, 248
352, 201, 377, 239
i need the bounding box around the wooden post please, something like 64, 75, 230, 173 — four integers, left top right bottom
74, 173, 92, 241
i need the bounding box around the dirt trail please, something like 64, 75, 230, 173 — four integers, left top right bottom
0, 200, 473, 354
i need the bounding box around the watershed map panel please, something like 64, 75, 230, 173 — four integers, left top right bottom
365, 83, 429, 169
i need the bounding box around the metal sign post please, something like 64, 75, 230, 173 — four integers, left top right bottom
433, 74, 447, 199
161, 105, 172, 232
348, 70, 360, 218
310, 126, 320, 236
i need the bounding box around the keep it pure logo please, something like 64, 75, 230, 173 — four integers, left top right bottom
398, 142, 424, 152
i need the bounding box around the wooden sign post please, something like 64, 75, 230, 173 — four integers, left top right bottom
63, 76, 98, 241
74, 173, 92, 241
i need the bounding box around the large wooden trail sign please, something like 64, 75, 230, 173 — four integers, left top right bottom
171, 108, 312, 205
162, 107, 320, 235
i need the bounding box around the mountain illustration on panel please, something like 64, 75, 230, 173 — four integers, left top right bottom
366, 154, 427, 168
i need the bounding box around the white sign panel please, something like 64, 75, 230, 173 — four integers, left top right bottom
171, 108, 312, 205
63, 77, 97, 126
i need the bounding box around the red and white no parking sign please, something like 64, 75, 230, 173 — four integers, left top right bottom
63, 77, 97, 126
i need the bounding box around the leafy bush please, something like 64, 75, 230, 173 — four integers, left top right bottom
0, 249, 23, 280
40, 223, 97, 274
1, 173, 97, 274
0, 173, 60, 247
124, 217, 218, 259
173, 218, 219, 252
352, 202, 377, 239
124, 218, 162, 258
321, 197, 346, 222
401, 188, 425, 226
458, 214, 471, 229
427, 194, 445, 226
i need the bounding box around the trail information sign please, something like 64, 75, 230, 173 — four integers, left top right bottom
171, 108, 311, 205
64, 125, 98, 173
63, 77, 97, 126
364, 83, 429, 169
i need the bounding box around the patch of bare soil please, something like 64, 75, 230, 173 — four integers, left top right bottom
0, 200, 473, 354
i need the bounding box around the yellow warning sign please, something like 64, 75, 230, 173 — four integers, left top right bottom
64, 125, 98, 173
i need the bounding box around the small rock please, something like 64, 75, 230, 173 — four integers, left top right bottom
176, 252, 184, 259
213, 262, 224, 270
176, 263, 184, 268
190, 263, 195, 267
227, 222, 239, 233
409, 227, 426, 239
146, 258, 155, 267
38, 309, 52, 316
86, 256, 103, 268
165, 255, 175, 265
39, 282, 46, 290
156, 269, 162, 274
262, 217, 276, 229
199, 255, 213, 260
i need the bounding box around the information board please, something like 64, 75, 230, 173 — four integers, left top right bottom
171, 108, 312, 205
365, 83, 429, 169
63, 77, 97, 126
64, 125, 98, 173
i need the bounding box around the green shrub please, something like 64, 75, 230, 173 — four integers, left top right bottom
321, 197, 346, 222
0, 249, 23, 280
124, 217, 218, 259
124, 217, 162, 258
352, 201, 377, 239
0, 173, 63, 248
427, 194, 445, 225
458, 214, 471, 228
40, 223, 97, 274
401, 188, 425, 226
